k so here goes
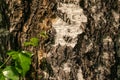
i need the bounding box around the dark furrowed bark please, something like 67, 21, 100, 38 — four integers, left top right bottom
0, 0, 119, 80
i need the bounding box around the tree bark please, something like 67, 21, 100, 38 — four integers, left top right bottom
0, 0, 119, 80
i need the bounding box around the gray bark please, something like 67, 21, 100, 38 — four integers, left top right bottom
0, 0, 119, 80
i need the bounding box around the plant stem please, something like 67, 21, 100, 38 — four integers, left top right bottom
0, 56, 11, 68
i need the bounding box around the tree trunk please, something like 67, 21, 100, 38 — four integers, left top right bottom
0, 0, 119, 80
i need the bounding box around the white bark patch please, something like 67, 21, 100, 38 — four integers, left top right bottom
63, 63, 71, 73
52, 2, 87, 47
77, 68, 84, 80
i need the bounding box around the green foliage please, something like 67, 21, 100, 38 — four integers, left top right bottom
0, 33, 40, 79
24, 37, 39, 47
0, 50, 32, 80
2, 66, 19, 80
0, 37, 38, 79
0, 70, 6, 80
0, 0, 37, 79
39, 30, 48, 39
0, 66, 19, 80
7, 50, 32, 76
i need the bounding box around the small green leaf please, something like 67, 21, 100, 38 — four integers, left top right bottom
24, 42, 32, 46
39, 31, 48, 38
30, 38, 39, 46
24, 37, 39, 47
2, 66, 19, 80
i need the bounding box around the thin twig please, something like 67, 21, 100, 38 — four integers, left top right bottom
0, 56, 11, 68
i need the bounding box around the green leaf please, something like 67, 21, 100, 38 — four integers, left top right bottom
24, 37, 39, 47
16, 53, 31, 76
24, 42, 32, 46
0, 69, 5, 80
7, 50, 19, 60
21, 51, 33, 57
7, 50, 32, 76
0, 73, 5, 80
30, 37, 39, 46
15, 61, 22, 74
2, 66, 19, 80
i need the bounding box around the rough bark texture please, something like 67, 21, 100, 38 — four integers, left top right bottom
0, 0, 119, 80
